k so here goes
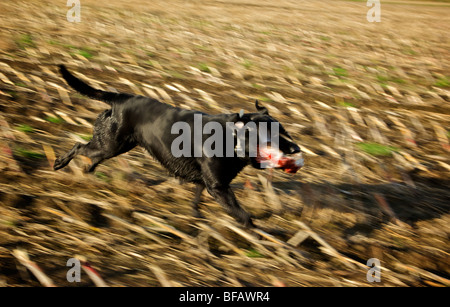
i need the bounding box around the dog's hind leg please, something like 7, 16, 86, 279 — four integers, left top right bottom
54, 108, 137, 172
53, 142, 83, 170
53, 141, 106, 172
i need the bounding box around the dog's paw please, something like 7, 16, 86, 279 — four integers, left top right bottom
53, 157, 66, 170
53, 158, 61, 170
238, 214, 255, 229
192, 208, 206, 220
244, 218, 255, 229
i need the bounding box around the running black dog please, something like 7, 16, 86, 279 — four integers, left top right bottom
54, 65, 303, 227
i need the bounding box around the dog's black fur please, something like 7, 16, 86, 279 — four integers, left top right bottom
54, 65, 301, 227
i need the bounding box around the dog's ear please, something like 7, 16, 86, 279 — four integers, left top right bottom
255, 100, 269, 115
228, 112, 252, 123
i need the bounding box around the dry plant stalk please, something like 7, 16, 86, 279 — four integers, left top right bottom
12, 249, 55, 287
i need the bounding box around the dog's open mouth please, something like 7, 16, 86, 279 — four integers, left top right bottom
256, 147, 304, 174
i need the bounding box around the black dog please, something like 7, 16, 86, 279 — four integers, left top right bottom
54, 65, 302, 227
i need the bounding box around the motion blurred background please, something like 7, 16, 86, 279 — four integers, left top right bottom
0, 0, 449, 286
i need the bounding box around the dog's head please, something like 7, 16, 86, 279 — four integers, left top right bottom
231, 101, 304, 174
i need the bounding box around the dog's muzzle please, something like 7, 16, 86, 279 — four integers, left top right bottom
256, 146, 304, 174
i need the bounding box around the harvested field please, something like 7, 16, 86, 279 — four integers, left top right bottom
0, 0, 449, 287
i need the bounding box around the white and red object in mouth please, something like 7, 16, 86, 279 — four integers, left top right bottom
256, 147, 304, 174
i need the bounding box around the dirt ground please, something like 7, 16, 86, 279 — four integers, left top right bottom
0, 0, 449, 287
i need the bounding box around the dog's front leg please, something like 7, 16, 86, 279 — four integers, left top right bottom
192, 183, 205, 218
206, 184, 254, 228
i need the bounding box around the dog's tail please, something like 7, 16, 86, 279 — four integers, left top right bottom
59, 65, 132, 105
